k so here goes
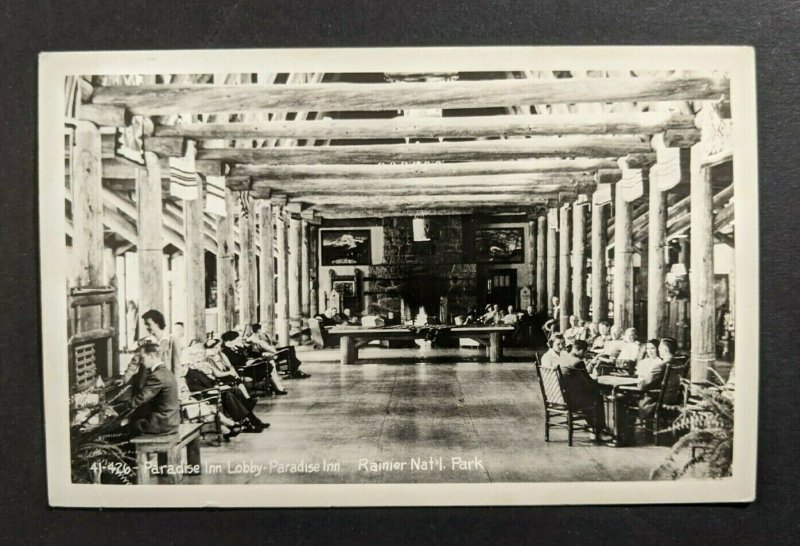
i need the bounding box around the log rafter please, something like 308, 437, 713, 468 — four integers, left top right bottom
91, 75, 729, 115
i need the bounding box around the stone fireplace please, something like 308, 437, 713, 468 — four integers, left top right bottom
367, 216, 477, 322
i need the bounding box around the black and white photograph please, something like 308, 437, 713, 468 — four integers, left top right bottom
38, 47, 758, 507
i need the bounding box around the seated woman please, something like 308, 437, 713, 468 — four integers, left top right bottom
182, 341, 268, 433
616, 327, 644, 376
540, 334, 565, 368
178, 342, 241, 441
245, 324, 310, 380
584, 321, 599, 346
635, 339, 663, 381
222, 332, 290, 392
342, 308, 361, 325
563, 315, 582, 345
637, 337, 683, 420
590, 321, 613, 352
588, 324, 624, 375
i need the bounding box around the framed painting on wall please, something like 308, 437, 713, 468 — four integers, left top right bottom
475, 228, 525, 263
321, 229, 372, 266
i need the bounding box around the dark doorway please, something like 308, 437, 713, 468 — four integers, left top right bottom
483, 269, 517, 309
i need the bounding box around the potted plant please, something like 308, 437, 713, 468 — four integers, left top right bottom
651, 370, 734, 480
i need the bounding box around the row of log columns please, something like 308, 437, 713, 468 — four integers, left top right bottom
613, 185, 635, 329
216, 188, 237, 335
288, 214, 302, 337
535, 216, 547, 314
258, 202, 275, 339
546, 207, 558, 316
690, 143, 716, 383
571, 201, 587, 320
591, 200, 609, 323
238, 194, 257, 329
558, 203, 571, 332
276, 207, 291, 346
137, 152, 164, 318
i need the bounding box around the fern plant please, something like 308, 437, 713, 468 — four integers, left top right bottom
651, 369, 734, 480
70, 382, 137, 484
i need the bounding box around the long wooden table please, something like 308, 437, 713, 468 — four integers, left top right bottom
329, 325, 515, 364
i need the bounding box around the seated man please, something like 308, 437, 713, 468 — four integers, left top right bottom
330, 307, 347, 325
243, 325, 310, 379
563, 315, 583, 345
129, 340, 181, 435
557, 340, 609, 442
540, 334, 565, 368
342, 308, 361, 325
315, 308, 337, 327
502, 305, 519, 326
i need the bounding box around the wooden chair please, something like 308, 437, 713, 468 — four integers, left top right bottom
633, 360, 689, 445
534, 354, 593, 446
180, 386, 225, 446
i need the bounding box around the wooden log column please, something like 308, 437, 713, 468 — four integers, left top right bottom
591, 200, 609, 323
184, 176, 206, 342
536, 216, 547, 315
690, 144, 716, 382
526, 217, 536, 295
308, 224, 319, 317
546, 207, 559, 316
300, 220, 310, 318
216, 188, 237, 335
238, 194, 257, 329
559, 203, 571, 332
613, 184, 634, 329
647, 185, 668, 338
71, 121, 104, 288
258, 202, 275, 338
288, 213, 303, 337
572, 201, 587, 320
136, 152, 164, 317
276, 207, 291, 346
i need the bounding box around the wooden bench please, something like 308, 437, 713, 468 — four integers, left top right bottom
130, 423, 203, 484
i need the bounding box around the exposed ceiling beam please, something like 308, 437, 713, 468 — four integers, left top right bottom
231, 157, 626, 180
198, 135, 651, 165
154, 111, 695, 140
92, 75, 729, 115
292, 192, 574, 208
241, 172, 596, 195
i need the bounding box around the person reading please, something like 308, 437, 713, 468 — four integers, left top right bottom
129, 340, 181, 435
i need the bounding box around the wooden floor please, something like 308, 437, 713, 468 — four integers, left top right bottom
187, 345, 670, 484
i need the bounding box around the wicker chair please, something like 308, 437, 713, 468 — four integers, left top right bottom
534, 354, 593, 446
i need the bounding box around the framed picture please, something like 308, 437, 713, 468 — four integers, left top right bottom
332, 280, 355, 297
321, 230, 372, 266
475, 228, 525, 263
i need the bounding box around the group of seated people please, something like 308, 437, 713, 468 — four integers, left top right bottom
314, 304, 401, 329
540, 325, 684, 445
122, 309, 310, 443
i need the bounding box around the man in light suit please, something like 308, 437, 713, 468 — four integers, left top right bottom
129, 340, 181, 435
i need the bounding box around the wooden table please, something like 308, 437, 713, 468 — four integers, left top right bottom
329, 325, 515, 365
597, 375, 639, 447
